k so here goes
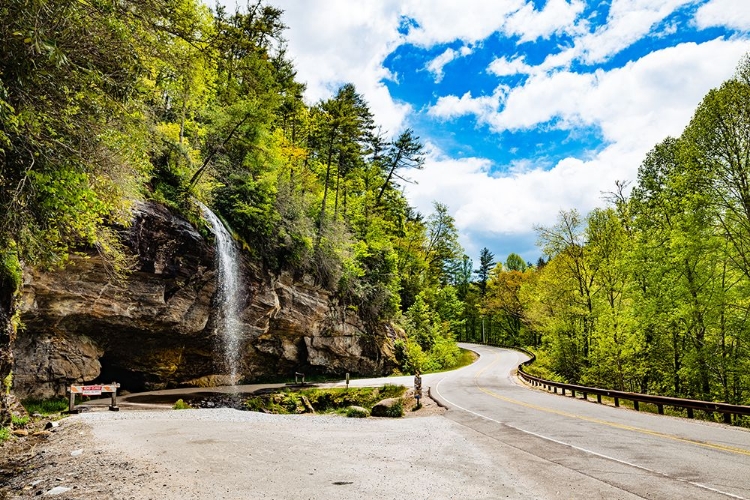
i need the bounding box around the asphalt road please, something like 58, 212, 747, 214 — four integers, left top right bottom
431, 343, 750, 500
72, 344, 750, 499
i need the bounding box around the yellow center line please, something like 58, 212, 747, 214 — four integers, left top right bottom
473, 350, 750, 457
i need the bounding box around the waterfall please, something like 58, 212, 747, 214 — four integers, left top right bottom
198, 202, 243, 385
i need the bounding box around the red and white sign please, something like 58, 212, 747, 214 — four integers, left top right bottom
70, 384, 118, 395
82, 385, 103, 396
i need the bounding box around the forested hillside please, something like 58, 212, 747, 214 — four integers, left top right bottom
472, 56, 750, 408
0, 0, 470, 417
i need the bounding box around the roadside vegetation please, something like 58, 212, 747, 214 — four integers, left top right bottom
465, 57, 750, 414
244, 385, 406, 417
20, 398, 69, 416
0, 398, 67, 443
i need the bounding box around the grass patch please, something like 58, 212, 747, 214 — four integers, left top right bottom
11, 415, 29, 428
0, 427, 10, 443
452, 348, 478, 370
21, 397, 69, 415
245, 384, 407, 416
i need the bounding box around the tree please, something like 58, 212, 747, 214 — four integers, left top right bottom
474, 248, 495, 296
375, 129, 425, 206
311, 84, 373, 236
0, 0, 178, 423
505, 253, 527, 272
425, 202, 463, 286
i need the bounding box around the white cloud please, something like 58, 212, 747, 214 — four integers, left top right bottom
487, 56, 534, 76
405, 143, 637, 257
428, 88, 505, 121
274, 0, 408, 133
539, 0, 695, 70
400, 0, 525, 47
433, 38, 750, 140
426, 46, 473, 83
695, 0, 750, 30
416, 38, 750, 253
505, 0, 586, 42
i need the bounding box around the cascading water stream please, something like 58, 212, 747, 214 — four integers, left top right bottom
198, 202, 243, 385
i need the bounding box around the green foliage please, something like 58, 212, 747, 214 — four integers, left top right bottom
0, 426, 10, 442
474, 247, 495, 296
381, 399, 404, 418
11, 414, 29, 428
245, 385, 406, 415
480, 55, 750, 409
172, 399, 191, 410
21, 397, 69, 415
2, 371, 12, 395
0, 248, 21, 297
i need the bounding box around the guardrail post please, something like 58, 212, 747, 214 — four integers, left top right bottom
553, 387, 557, 394
723, 413, 731, 424
687, 408, 694, 418
614, 397, 619, 407
657, 404, 664, 415
582, 392, 587, 401
561, 388, 565, 396
596, 394, 601, 404
571, 389, 575, 398
633, 401, 639, 411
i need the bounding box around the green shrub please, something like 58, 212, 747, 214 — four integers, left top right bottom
22, 397, 69, 415
0, 427, 10, 443
382, 399, 404, 418
173, 399, 191, 410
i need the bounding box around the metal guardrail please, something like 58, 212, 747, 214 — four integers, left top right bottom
487, 344, 750, 424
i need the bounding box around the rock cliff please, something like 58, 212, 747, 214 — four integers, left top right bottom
13, 202, 398, 398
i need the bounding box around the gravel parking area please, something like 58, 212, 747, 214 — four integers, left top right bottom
1, 401, 537, 500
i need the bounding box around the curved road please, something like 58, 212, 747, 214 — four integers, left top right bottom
431, 344, 750, 499
75, 343, 750, 499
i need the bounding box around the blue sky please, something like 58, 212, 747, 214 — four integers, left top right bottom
220, 0, 750, 265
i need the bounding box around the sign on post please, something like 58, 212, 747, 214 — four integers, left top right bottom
68, 383, 120, 413
414, 372, 422, 405
82, 385, 103, 396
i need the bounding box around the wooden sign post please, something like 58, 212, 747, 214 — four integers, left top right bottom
414, 372, 422, 407
67, 383, 121, 413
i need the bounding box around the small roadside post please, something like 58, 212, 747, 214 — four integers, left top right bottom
346, 372, 350, 390
414, 371, 422, 409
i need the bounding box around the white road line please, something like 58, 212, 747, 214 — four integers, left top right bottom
434, 367, 747, 500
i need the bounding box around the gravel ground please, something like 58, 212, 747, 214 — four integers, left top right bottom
3, 393, 533, 500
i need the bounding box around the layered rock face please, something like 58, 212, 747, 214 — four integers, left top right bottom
13, 202, 398, 398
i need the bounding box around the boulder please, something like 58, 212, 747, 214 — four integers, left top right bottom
345, 405, 369, 418
371, 398, 403, 418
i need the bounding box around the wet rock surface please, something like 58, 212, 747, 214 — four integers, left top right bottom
13, 201, 400, 399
